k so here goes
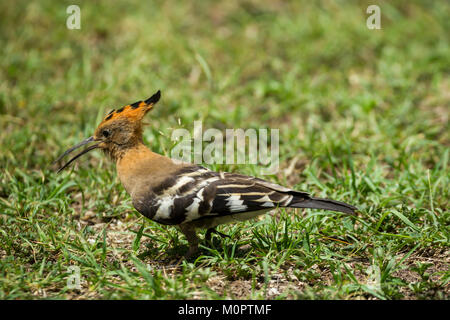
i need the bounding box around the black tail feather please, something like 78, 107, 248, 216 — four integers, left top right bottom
289, 197, 357, 215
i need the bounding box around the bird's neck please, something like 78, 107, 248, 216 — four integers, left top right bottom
115, 142, 178, 196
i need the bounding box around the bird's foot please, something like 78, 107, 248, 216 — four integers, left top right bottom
184, 245, 199, 260
205, 228, 231, 242
179, 223, 199, 260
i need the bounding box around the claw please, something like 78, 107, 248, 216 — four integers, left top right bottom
184, 246, 199, 260
205, 228, 231, 242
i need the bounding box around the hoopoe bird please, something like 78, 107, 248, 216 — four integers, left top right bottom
55, 90, 357, 258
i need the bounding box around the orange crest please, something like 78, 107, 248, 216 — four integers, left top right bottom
100, 90, 161, 125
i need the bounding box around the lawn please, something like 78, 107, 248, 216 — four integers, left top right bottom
0, 0, 448, 299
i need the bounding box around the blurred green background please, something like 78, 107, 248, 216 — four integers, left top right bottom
0, 0, 448, 299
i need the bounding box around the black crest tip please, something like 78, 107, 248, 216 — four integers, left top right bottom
145, 90, 161, 105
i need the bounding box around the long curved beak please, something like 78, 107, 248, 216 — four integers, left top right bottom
53, 136, 100, 173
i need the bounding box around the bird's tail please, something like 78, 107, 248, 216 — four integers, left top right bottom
289, 197, 357, 215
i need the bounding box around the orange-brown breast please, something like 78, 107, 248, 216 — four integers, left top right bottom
116, 143, 181, 197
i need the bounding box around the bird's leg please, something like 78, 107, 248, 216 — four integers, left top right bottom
205, 227, 231, 242
179, 224, 199, 259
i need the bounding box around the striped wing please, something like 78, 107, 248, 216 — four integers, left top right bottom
134, 165, 309, 225
209, 173, 305, 214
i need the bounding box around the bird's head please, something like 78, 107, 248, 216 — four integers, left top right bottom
54, 90, 161, 172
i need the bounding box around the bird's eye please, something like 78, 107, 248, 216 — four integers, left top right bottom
102, 129, 111, 138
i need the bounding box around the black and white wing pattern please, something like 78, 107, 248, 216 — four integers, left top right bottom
132, 165, 310, 225
208, 172, 308, 215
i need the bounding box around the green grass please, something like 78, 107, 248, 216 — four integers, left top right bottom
0, 0, 449, 299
